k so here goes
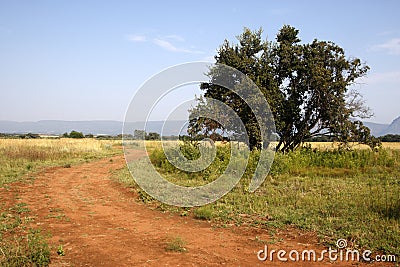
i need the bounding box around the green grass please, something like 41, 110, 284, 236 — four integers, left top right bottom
56, 245, 65, 256
47, 208, 69, 221
193, 206, 214, 220
0, 203, 51, 266
117, 143, 400, 258
165, 236, 187, 252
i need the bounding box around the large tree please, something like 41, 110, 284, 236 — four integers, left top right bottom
189, 25, 379, 152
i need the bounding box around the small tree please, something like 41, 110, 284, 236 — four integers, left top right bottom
68, 130, 84, 139
145, 132, 161, 140
379, 134, 400, 142
134, 129, 146, 140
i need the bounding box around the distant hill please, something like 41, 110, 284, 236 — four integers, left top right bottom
364, 116, 400, 136
0, 120, 188, 136
384, 116, 400, 135
362, 121, 390, 137
0, 117, 399, 137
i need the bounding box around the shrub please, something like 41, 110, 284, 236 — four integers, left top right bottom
68, 131, 84, 139
194, 206, 214, 220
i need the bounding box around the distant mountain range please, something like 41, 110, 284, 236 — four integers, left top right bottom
363, 116, 400, 136
0, 116, 399, 137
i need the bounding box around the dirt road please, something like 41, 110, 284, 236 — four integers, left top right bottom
1, 151, 393, 266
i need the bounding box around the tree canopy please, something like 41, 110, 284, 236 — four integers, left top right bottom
188, 25, 380, 152
62, 130, 84, 139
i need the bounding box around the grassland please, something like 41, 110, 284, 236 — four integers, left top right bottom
119, 141, 400, 258
0, 138, 120, 186
306, 141, 400, 150
0, 138, 120, 266
1, 138, 399, 264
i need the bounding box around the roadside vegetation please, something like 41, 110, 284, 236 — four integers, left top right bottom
118, 141, 400, 257
0, 203, 51, 266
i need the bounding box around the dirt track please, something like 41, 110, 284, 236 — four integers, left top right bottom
1, 151, 394, 266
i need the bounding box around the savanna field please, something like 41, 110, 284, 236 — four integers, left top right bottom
0, 138, 399, 266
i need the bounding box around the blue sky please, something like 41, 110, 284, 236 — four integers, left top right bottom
0, 0, 399, 124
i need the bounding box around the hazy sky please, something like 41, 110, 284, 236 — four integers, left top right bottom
1, 0, 399, 124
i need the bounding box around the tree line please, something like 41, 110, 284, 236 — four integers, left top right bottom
1, 132, 399, 142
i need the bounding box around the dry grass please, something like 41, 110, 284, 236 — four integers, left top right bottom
382, 142, 400, 150
142, 140, 400, 151
0, 138, 121, 186
304, 142, 400, 150
0, 138, 119, 159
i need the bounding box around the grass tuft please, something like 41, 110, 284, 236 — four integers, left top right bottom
165, 236, 187, 252
194, 206, 214, 220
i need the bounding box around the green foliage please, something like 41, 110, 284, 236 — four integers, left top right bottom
145, 132, 161, 140
57, 245, 65, 256
379, 134, 400, 142
194, 206, 214, 220
179, 141, 201, 160
62, 130, 84, 138
148, 147, 167, 169
133, 129, 146, 140
189, 25, 375, 152
67, 130, 84, 138
10, 203, 30, 214
20, 133, 40, 139
133, 130, 161, 140
148, 143, 231, 185
269, 146, 399, 172
26, 229, 51, 266
0, 230, 51, 267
